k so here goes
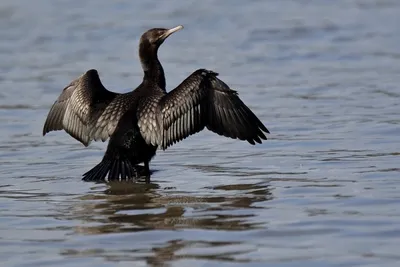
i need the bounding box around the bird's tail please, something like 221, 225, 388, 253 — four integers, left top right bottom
82, 158, 144, 182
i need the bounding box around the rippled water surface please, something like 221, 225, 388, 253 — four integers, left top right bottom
1, 0, 400, 266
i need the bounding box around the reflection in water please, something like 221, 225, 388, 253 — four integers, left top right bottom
60, 181, 272, 264
144, 239, 254, 266
61, 239, 254, 265
72, 181, 272, 233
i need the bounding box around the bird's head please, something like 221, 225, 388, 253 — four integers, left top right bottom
139, 25, 183, 50
138, 25, 183, 78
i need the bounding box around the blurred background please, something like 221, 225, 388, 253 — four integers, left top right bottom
0, 0, 399, 266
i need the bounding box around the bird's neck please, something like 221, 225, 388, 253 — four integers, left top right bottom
140, 47, 166, 90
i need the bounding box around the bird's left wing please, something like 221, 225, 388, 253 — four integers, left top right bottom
153, 69, 269, 150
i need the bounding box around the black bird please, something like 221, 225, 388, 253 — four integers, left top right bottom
43, 25, 270, 183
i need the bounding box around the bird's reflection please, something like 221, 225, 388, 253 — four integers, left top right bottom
145, 239, 254, 266
64, 178, 273, 265
70, 180, 272, 234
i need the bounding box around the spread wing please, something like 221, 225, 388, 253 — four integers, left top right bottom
43, 69, 133, 146
141, 69, 269, 150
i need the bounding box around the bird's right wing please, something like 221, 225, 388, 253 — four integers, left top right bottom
157, 69, 269, 150
43, 69, 132, 146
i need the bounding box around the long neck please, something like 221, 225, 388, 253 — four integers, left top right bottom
140, 45, 166, 90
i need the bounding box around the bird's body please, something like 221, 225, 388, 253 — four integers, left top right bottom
43, 25, 270, 183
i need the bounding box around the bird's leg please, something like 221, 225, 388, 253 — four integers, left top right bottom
131, 166, 140, 179
144, 161, 150, 184
130, 163, 151, 183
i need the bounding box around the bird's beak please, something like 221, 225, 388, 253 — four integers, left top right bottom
160, 25, 184, 41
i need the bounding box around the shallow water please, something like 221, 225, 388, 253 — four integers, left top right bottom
1, 0, 400, 266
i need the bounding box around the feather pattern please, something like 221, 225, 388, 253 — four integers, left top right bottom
43, 69, 133, 146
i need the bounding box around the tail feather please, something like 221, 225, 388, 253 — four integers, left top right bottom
82, 158, 142, 182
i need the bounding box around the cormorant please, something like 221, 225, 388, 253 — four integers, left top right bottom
43, 25, 270, 183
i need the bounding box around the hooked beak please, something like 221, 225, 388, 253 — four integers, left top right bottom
159, 25, 184, 41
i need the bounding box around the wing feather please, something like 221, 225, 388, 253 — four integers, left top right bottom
155, 69, 269, 150
137, 95, 163, 146
43, 69, 132, 146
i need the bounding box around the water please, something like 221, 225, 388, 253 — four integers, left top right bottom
0, 0, 399, 266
